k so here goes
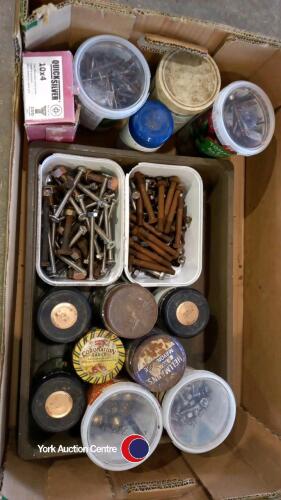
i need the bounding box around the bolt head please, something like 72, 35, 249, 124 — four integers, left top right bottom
78, 212, 87, 222
52, 166, 68, 179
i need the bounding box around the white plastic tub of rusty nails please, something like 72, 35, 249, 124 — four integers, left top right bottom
36, 153, 125, 286
124, 163, 203, 287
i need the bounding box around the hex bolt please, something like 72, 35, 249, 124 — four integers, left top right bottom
77, 182, 109, 208
48, 231, 57, 276
75, 194, 90, 229
144, 270, 166, 280
173, 193, 184, 249
134, 172, 157, 224
87, 211, 96, 280
68, 195, 86, 222
130, 214, 171, 243
50, 166, 86, 222
57, 255, 87, 276
129, 238, 171, 267
94, 222, 115, 249
57, 208, 76, 256
157, 179, 166, 232
164, 176, 179, 217
129, 256, 175, 275
132, 226, 179, 259
68, 267, 87, 280
136, 193, 143, 226
52, 167, 74, 189
164, 185, 184, 234
85, 171, 107, 184
69, 225, 88, 248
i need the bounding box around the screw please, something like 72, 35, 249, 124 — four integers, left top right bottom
164, 176, 179, 217
87, 211, 96, 280
56, 208, 76, 256
134, 172, 157, 224
50, 166, 86, 222
69, 225, 88, 248
57, 255, 87, 276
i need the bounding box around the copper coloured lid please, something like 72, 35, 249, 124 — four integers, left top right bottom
103, 283, 158, 339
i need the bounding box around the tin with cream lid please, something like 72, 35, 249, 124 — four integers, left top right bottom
31, 357, 86, 433
94, 283, 158, 339
154, 287, 210, 338
37, 289, 92, 343
126, 329, 187, 392
73, 328, 125, 384
153, 49, 221, 132
81, 380, 163, 471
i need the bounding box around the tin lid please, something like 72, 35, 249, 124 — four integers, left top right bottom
73, 328, 125, 384
131, 332, 187, 392
162, 370, 236, 453
162, 288, 210, 338
128, 100, 174, 148
81, 381, 163, 471
157, 50, 221, 115
103, 283, 158, 339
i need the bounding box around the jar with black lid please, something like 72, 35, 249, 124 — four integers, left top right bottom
30, 357, 86, 433
154, 288, 210, 338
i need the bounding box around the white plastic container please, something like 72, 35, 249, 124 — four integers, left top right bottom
74, 35, 151, 130
162, 369, 236, 454
36, 153, 125, 286
81, 381, 163, 471
124, 163, 203, 287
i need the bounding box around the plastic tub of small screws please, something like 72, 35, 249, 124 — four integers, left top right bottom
124, 163, 203, 287
161, 368, 236, 454
36, 153, 125, 286
81, 380, 163, 471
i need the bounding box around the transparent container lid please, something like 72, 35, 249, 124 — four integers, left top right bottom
81, 383, 162, 470
76, 37, 149, 112
168, 375, 236, 453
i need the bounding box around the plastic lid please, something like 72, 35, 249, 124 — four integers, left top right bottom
212, 80, 275, 156
158, 50, 221, 114
81, 382, 163, 471
130, 332, 187, 392
162, 288, 210, 338
128, 100, 174, 148
103, 283, 158, 339
74, 35, 151, 119
73, 328, 125, 384
163, 370, 236, 453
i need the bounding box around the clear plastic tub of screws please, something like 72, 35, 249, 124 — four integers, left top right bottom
124, 163, 203, 287
81, 381, 163, 471
161, 369, 236, 453
36, 153, 125, 286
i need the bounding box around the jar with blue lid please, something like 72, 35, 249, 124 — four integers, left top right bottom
119, 100, 174, 152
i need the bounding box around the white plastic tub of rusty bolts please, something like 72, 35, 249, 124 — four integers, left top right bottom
124, 163, 203, 287
36, 153, 125, 286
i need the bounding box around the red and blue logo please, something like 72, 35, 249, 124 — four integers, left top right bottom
121, 434, 149, 463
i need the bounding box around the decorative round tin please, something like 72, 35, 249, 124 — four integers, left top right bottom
95, 283, 158, 339
73, 328, 125, 384
126, 330, 187, 392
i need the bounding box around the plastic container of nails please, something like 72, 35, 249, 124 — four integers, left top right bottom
124, 163, 203, 287
81, 380, 163, 470
190, 80, 275, 158
36, 153, 125, 286
162, 368, 236, 453
74, 35, 151, 131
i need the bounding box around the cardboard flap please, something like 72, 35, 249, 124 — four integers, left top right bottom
183, 407, 281, 499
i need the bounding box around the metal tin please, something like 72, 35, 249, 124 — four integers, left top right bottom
126, 329, 187, 392
154, 287, 210, 338
72, 328, 125, 384
94, 283, 158, 339
31, 357, 86, 433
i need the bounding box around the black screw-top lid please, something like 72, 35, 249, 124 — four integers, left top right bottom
162, 288, 210, 338
31, 373, 86, 433
37, 289, 92, 343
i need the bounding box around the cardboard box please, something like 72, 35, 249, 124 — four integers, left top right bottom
1, 1, 281, 499
22, 51, 78, 141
